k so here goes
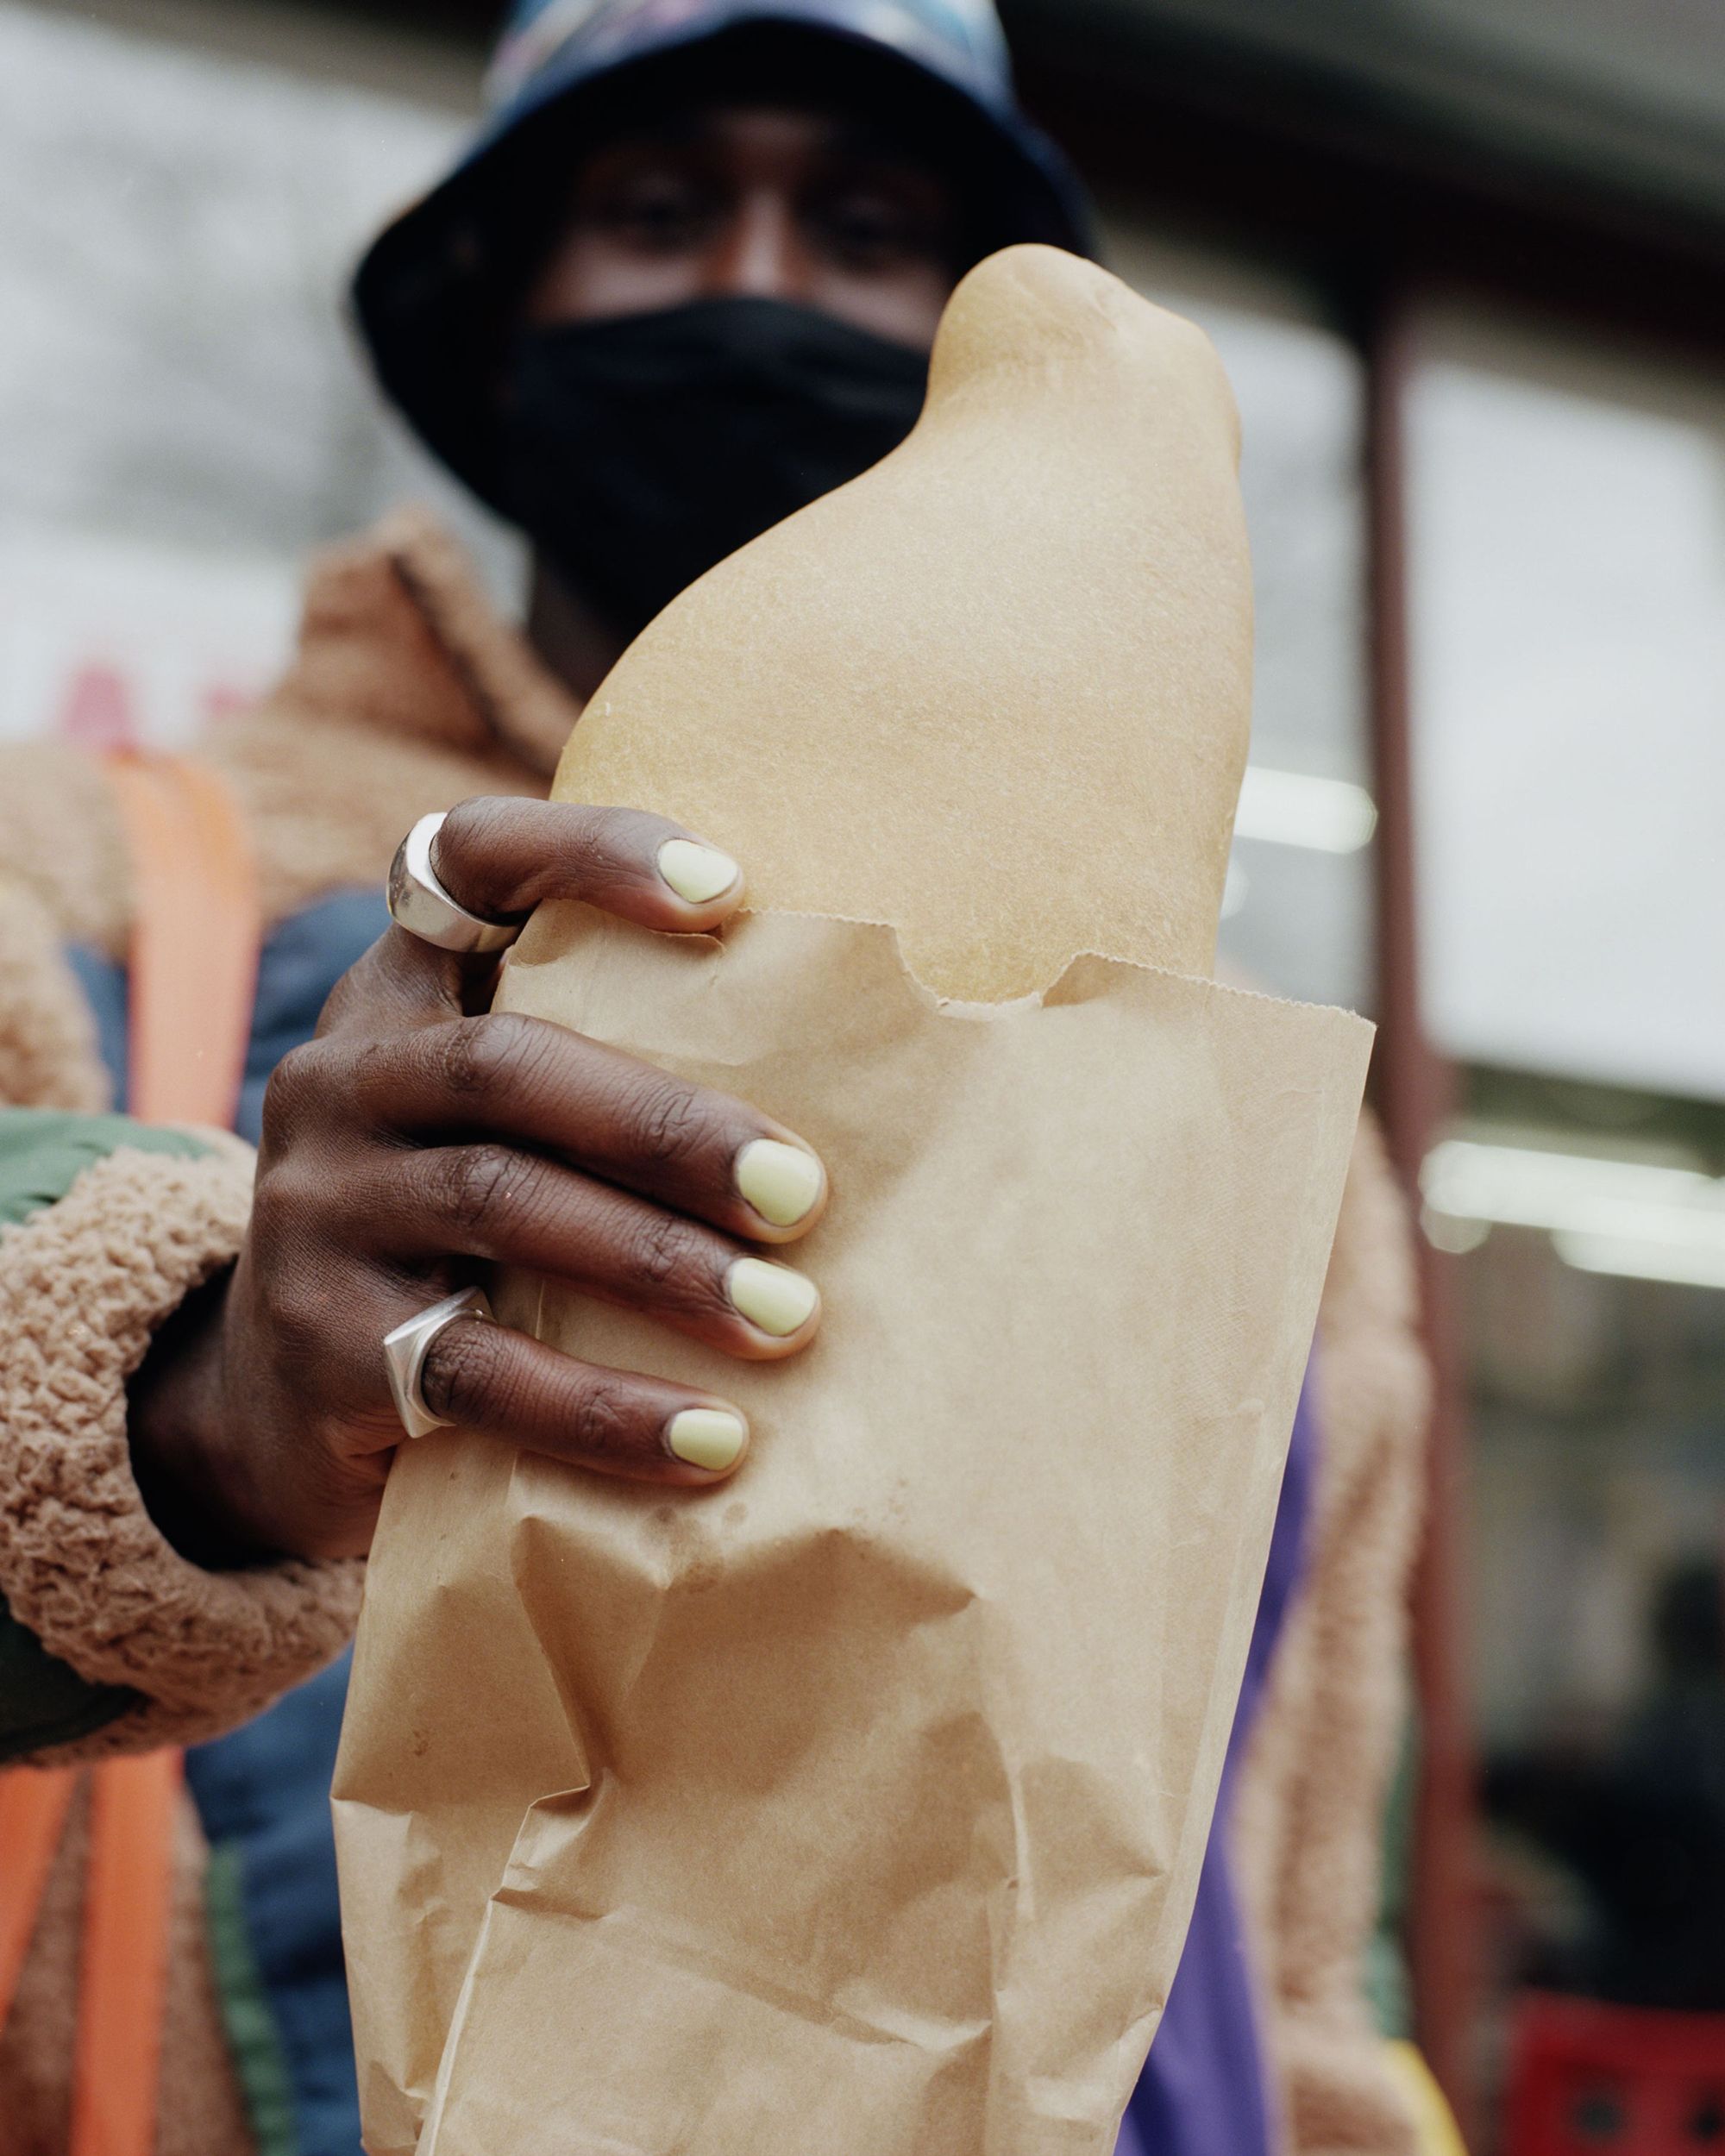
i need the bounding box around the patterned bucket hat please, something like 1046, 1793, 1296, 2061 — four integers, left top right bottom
353, 0, 1094, 504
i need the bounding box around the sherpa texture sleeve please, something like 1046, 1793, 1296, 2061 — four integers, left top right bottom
1230, 1112, 1431, 2156
0, 1115, 362, 1765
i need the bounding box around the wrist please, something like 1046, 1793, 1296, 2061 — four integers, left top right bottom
129, 1267, 278, 1567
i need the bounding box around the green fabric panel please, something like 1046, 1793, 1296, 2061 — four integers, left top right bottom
1368, 1698, 1420, 2041
0, 1110, 212, 1758
204, 1839, 301, 2156
0, 1108, 212, 1230
1364, 1926, 1414, 2045
0, 1586, 140, 1763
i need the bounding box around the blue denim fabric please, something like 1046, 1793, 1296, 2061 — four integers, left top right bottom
71, 887, 389, 1146
235, 890, 391, 1146
184, 1653, 358, 2156
74, 887, 386, 2156
63, 943, 129, 1109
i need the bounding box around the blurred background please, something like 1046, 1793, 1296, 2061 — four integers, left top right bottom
3, 0, 1722, 2145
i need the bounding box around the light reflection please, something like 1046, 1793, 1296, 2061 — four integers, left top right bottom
1421, 1137, 1725, 1290
1233, 766, 1378, 854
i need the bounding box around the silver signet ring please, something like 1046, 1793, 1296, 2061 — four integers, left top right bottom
386, 812, 518, 955
382, 1286, 496, 1439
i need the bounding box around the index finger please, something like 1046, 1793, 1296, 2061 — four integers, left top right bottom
319, 795, 747, 1036
431, 797, 744, 937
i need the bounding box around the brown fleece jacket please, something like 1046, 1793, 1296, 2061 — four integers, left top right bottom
0, 511, 1428, 2155
0, 512, 552, 2156
1234, 1114, 1431, 2154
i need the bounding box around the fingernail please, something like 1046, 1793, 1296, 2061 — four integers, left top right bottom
736, 1139, 825, 1229
667, 1407, 748, 1473
727, 1257, 819, 1338
657, 838, 740, 906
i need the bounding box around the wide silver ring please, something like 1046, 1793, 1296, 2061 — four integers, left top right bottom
386, 812, 518, 955
382, 1286, 496, 1440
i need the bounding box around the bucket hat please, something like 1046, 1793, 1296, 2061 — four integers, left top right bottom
353, 0, 1095, 505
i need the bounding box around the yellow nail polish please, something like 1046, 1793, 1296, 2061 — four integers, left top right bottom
727, 1257, 819, 1338
658, 838, 740, 906
736, 1139, 825, 1229
667, 1408, 748, 1472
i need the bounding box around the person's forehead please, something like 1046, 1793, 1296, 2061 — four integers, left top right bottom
582, 99, 923, 160
582, 98, 942, 170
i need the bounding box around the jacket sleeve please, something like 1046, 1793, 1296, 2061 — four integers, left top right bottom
1229, 1113, 1432, 2156
0, 1110, 361, 1767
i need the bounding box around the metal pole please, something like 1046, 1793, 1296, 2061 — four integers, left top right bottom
1364, 282, 1482, 2136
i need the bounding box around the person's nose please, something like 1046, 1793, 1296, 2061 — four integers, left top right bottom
705, 190, 808, 303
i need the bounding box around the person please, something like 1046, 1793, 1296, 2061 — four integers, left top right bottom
1487, 1555, 1725, 2014
0, 3, 1432, 2150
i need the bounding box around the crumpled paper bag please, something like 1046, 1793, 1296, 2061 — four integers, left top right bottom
333, 246, 1373, 2155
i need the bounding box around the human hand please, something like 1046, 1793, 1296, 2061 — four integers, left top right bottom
129, 799, 826, 1562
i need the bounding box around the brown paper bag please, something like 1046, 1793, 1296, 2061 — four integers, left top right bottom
333, 248, 1372, 2156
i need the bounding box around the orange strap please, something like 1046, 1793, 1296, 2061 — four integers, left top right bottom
80, 755, 259, 2156
0, 755, 259, 2156
104, 755, 261, 1126
0, 1765, 78, 2028
71, 1752, 185, 2156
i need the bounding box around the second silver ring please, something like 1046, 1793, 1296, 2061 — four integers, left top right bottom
382, 1286, 496, 1440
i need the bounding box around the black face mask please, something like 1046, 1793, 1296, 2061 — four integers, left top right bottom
497, 296, 930, 641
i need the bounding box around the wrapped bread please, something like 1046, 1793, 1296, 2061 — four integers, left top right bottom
336, 246, 1371, 2156
553, 242, 1251, 994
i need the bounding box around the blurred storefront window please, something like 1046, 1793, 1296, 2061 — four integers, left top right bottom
1408, 311, 1725, 1100
1407, 304, 1725, 2122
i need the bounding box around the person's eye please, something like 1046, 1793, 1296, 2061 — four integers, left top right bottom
811, 185, 946, 271
585, 168, 713, 251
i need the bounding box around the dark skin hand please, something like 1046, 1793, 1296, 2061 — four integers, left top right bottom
134, 801, 827, 1562
129, 103, 962, 1564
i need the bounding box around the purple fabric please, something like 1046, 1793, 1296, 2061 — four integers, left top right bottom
1117, 1373, 1319, 2156
1114, 2112, 1151, 2156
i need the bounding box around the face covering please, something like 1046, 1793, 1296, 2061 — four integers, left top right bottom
497, 295, 932, 641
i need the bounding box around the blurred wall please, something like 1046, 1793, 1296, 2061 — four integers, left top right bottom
0, 0, 513, 749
